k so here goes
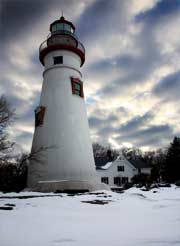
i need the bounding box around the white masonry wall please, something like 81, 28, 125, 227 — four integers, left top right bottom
27, 49, 102, 189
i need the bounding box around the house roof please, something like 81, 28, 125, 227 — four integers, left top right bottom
95, 156, 114, 169
95, 155, 151, 170
128, 159, 151, 169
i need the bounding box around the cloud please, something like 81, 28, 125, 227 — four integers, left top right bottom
115, 124, 173, 149
0, 0, 180, 152
119, 112, 154, 133
89, 113, 118, 129
0, 0, 52, 47
135, 0, 180, 25
76, 0, 125, 40
153, 71, 180, 101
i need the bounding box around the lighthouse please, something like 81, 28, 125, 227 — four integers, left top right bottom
27, 16, 107, 192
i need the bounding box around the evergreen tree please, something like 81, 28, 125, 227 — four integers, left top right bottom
164, 136, 180, 182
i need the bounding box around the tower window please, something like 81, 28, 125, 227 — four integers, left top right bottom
35, 106, 46, 127
71, 77, 84, 98
54, 56, 63, 65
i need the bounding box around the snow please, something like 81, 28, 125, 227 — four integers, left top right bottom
0, 186, 180, 246
101, 161, 113, 169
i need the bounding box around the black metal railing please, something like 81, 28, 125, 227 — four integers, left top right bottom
47, 30, 78, 40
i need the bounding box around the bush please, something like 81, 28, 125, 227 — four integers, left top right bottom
131, 173, 151, 187
175, 180, 180, 187
123, 182, 133, 190
158, 183, 171, 188
0, 163, 27, 192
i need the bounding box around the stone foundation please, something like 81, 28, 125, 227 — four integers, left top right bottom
27, 180, 109, 193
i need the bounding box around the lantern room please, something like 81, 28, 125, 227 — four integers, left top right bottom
39, 16, 85, 67
50, 16, 75, 34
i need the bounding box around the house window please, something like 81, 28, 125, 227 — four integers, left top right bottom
101, 177, 109, 184
117, 166, 124, 172
122, 177, 128, 184
71, 77, 84, 98
35, 106, 46, 127
54, 56, 63, 65
114, 177, 121, 186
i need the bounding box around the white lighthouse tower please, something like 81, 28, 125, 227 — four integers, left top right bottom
27, 16, 107, 192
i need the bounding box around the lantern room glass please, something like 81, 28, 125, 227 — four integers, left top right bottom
51, 23, 73, 34
64, 23, 71, 32
57, 23, 64, 31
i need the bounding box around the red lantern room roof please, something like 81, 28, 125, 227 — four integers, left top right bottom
50, 16, 75, 32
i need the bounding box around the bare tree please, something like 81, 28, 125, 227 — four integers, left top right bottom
18, 145, 56, 170
0, 95, 15, 161
92, 142, 119, 160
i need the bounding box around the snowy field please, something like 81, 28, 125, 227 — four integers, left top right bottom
0, 186, 180, 246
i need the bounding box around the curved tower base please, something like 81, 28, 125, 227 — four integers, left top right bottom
28, 180, 109, 193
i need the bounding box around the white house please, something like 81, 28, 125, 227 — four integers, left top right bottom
95, 152, 151, 189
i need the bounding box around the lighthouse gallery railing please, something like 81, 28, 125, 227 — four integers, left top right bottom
39, 32, 85, 54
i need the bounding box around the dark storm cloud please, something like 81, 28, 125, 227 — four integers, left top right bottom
93, 108, 173, 148
116, 124, 173, 148
89, 116, 104, 128
88, 58, 113, 72
0, 76, 38, 100
89, 113, 118, 129
76, 0, 126, 41
1, 0, 180, 151
88, 42, 161, 98
98, 78, 121, 97
84, 1, 172, 94
6, 95, 29, 112
96, 112, 154, 140
131, 124, 172, 139
17, 112, 34, 127
135, 0, 180, 25
98, 126, 115, 137
88, 57, 138, 98
88, 54, 139, 77
153, 71, 180, 100
0, 0, 49, 45
0, 0, 75, 49
97, 112, 154, 134
119, 112, 154, 133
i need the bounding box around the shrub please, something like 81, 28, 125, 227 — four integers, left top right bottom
131, 173, 151, 187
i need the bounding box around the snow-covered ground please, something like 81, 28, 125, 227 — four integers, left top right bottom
0, 186, 180, 246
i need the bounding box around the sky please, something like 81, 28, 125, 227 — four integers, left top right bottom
0, 0, 180, 152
